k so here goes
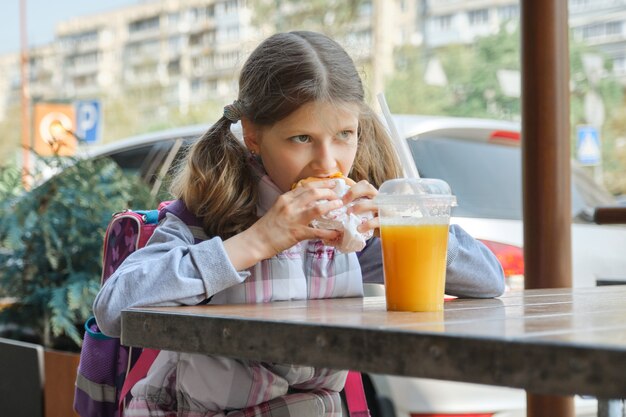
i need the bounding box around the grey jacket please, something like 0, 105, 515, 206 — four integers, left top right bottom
93, 214, 505, 337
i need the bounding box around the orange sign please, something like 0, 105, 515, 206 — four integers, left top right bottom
33, 103, 77, 156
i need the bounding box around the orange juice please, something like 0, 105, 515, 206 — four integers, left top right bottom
380, 223, 449, 312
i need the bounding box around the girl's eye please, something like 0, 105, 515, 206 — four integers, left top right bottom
290, 135, 311, 144
337, 130, 354, 141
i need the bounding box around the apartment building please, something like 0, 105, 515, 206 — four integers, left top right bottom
423, 0, 626, 81
0, 0, 271, 124
53, 0, 258, 114
2, 0, 411, 126
0, 53, 19, 123
5, 0, 625, 129
570, 0, 626, 79
423, 0, 519, 48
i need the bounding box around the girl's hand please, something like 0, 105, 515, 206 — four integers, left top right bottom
342, 180, 380, 235
252, 180, 344, 258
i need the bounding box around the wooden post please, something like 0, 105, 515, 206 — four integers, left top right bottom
521, 0, 573, 416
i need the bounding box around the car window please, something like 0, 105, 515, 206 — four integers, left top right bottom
103, 140, 182, 185
104, 143, 165, 180
409, 137, 522, 220
151, 138, 195, 200
407, 137, 615, 221
99, 136, 197, 199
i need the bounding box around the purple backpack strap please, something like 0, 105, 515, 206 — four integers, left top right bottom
158, 200, 202, 227
158, 200, 207, 244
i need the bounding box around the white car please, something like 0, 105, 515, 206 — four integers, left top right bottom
365, 115, 625, 417
85, 115, 624, 416
391, 114, 626, 290
89, 116, 626, 290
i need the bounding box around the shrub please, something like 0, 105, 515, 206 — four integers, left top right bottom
0, 156, 156, 350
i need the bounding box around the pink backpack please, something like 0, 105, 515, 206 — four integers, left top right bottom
74, 204, 168, 417
74, 202, 370, 417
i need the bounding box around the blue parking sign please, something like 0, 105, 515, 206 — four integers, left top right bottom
576, 125, 601, 166
75, 100, 102, 144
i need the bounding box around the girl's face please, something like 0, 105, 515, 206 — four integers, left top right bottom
244, 101, 359, 193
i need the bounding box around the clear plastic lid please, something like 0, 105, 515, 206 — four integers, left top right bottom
375, 178, 457, 207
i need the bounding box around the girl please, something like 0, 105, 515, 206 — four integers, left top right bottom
94, 31, 504, 417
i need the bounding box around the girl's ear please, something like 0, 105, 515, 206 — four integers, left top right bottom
241, 117, 260, 154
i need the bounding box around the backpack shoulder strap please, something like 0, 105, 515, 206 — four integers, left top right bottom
158, 200, 202, 227
118, 348, 160, 414
158, 199, 208, 242
344, 371, 371, 417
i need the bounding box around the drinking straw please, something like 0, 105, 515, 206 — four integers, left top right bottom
376, 92, 420, 179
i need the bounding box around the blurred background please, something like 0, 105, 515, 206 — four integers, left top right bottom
2, 2, 626, 416
0, 0, 625, 196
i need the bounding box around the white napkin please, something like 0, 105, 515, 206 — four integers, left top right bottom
311, 178, 373, 253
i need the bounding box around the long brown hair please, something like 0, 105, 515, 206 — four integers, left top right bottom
170, 31, 401, 239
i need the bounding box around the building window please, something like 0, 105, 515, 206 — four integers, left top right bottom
582, 24, 601, 39
191, 78, 201, 91
498, 5, 519, 21
167, 59, 181, 76
169, 36, 182, 54
570, 0, 592, 11
224, 0, 239, 14
129, 16, 160, 34
613, 56, 626, 74
74, 74, 97, 89
358, 0, 372, 17
468, 9, 489, 26
190, 5, 215, 23
60, 30, 99, 49
189, 30, 216, 47
226, 25, 239, 39
606, 21, 623, 36
76, 52, 98, 66
168, 12, 180, 26
192, 54, 215, 71
65, 51, 99, 67
434, 14, 453, 30
580, 21, 624, 39
189, 33, 202, 46
217, 51, 240, 68
126, 40, 160, 58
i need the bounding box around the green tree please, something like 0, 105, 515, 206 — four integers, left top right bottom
569, 42, 625, 194
0, 155, 156, 350
252, 0, 368, 38
386, 26, 522, 119
385, 45, 452, 115
386, 25, 626, 194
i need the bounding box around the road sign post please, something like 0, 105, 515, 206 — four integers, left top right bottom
75, 100, 102, 145
576, 125, 604, 185
576, 125, 601, 165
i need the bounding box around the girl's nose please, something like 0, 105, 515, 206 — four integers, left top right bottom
312, 142, 336, 171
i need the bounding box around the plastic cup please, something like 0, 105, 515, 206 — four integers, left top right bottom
375, 178, 457, 312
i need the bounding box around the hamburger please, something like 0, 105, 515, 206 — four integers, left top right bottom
291, 172, 371, 252
291, 172, 355, 190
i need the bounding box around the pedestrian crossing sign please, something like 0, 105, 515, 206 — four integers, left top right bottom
576, 125, 601, 166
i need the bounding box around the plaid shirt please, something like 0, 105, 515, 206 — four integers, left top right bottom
127, 166, 363, 417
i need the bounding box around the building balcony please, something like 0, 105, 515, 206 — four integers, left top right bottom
65, 62, 100, 77
127, 28, 162, 44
